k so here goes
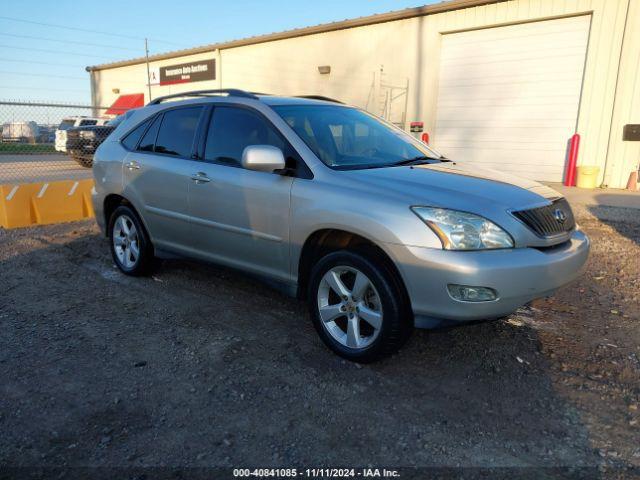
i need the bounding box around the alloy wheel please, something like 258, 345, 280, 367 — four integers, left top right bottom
112, 214, 140, 269
317, 266, 383, 349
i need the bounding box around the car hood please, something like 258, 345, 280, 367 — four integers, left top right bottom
344, 161, 561, 212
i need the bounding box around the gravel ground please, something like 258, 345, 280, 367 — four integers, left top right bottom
0, 205, 638, 478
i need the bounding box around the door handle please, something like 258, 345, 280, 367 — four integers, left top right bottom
191, 172, 211, 184
126, 161, 140, 171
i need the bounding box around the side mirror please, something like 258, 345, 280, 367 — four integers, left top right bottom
241, 145, 286, 173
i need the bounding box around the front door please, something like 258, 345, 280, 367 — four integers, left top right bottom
188, 106, 293, 282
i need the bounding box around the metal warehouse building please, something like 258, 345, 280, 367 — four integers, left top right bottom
87, 0, 640, 189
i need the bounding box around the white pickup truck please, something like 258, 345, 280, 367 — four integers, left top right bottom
55, 117, 109, 153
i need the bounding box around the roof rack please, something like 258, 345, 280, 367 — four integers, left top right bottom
147, 89, 258, 105
296, 95, 344, 104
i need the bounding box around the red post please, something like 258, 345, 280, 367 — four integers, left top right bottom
564, 133, 580, 186
421, 132, 430, 144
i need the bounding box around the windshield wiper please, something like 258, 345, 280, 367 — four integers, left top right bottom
390, 155, 443, 167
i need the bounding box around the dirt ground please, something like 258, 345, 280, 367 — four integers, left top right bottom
0, 205, 638, 478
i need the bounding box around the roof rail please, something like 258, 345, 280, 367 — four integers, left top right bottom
296, 95, 344, 104
147, 89, 258, 105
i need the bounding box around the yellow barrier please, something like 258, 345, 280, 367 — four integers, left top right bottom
0, 179, 95, 229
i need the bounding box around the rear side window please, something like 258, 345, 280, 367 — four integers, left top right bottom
80, 119, 97, 126
204, 107, 285, 166
138, 115, 162, 152
121, 118, 152, 150
155, 107, 202, 157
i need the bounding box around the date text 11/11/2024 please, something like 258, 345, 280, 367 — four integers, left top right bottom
232, 468, 401, 478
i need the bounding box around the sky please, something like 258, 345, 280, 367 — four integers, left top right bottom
0, 0, 439, 105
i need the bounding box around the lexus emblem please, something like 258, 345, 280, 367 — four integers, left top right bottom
554, 209, 567, 224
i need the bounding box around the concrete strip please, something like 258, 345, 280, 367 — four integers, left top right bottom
547, 183, 640, 210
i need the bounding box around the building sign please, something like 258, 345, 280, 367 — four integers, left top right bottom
410, 121, 424, 133
148, 66, 160, 86
159, 59, 216, 86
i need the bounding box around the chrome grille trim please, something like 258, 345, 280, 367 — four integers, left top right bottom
512, 198, 575, 238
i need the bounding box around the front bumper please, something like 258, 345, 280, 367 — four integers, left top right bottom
66, 139, 96, 152
385, 230, 589, 328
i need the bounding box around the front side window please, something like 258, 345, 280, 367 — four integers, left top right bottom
155, 107, 202, 157
204, 106, 285, 167
273, 105, 443, 170
80, 119, 98, 126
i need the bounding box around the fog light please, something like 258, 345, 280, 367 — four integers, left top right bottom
447, 284, 497, 302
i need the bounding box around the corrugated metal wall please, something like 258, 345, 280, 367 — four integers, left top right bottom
603, 0, 639, 188
411, 0, 633, 188
92, 0, 639, 188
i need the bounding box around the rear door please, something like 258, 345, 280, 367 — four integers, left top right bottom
187, 105, 294, 282
122, 106, 204, 251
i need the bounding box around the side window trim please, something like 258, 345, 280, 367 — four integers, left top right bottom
194, 105, 214, 160
137, 112, 163, 154
201, 103, 313, 179
147, 113, 164, 153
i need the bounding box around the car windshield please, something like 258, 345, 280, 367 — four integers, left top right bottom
272, 104, 444, 170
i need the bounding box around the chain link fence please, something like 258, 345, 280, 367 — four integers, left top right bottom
0, 101, 119, 184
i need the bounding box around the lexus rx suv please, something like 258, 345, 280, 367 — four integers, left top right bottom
92, 89, 589, 362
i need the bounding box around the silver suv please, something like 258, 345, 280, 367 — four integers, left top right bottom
92, 89, 589, 362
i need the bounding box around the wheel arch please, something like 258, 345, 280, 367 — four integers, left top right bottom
103, 194, 153, 249
296, 228, 411, 309
103, 194, 131, 234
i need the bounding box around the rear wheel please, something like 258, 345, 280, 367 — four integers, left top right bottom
108, 205, 153, 276
308, 250, 412, 362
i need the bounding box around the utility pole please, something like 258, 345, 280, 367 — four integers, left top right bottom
145, 38, 152, 102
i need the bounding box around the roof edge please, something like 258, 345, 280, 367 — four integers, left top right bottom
86, 0, 503, 72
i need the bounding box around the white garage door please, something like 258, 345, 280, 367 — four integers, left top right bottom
433, 16, 591, 182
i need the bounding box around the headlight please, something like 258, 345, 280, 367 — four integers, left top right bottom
412, 207, 514, 250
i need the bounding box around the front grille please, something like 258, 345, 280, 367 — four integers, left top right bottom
512, 198, 575, 237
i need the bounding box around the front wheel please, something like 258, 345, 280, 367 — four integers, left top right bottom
308, 250, 413, 362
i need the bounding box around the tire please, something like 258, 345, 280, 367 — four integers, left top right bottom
108, 205, 154, 276
308, 250, 413, 362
